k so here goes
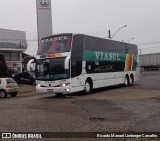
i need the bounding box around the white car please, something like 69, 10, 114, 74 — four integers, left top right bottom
0, 78, 19, 98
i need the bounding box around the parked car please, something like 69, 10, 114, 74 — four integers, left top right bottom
14, 72, 35, 85
0, 78, 19, 98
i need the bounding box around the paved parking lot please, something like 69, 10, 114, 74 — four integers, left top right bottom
0, 71, 160, 141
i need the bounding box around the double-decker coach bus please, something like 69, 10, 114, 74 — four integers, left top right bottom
35, 33, 140, 95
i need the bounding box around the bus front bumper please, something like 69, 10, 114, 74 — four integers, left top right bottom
36, 85, 71, 94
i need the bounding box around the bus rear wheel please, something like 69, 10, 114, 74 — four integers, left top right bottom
124, 76, 130, 86
84, 80, 92, 94
130, 75, 134, 85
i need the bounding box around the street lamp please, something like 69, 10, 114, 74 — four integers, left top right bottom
128, 38, 134, 42
111, 25, 127, 39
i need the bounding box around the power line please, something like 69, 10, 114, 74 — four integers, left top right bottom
139, 46, 160, 50
138, 41, 160, 46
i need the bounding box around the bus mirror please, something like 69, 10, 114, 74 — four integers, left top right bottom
64, 56, 70, 69
34, 58, 37, 63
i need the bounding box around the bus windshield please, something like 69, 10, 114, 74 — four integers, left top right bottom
37, 35, 72, 55
35, 57, 69, 81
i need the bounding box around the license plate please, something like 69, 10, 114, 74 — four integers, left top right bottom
48, 89, 53, 92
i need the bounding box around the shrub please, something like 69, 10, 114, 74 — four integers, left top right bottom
0, 54, 9, 77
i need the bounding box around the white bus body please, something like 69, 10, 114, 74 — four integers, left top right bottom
35, 33, 140, 95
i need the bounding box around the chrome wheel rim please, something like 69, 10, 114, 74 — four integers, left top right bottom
125, 77, 128, 86
85, 82, 90, 92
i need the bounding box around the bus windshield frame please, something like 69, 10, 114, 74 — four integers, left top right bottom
35, 57, 70, 81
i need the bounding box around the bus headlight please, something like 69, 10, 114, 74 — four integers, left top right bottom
65, 88, 70, 92
37, 84, 41, 87
60, 83, 70, 87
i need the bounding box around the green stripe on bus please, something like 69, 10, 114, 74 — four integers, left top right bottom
83, 50, 126, 62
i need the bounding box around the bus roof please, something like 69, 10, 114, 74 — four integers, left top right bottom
41, 33, 137, 46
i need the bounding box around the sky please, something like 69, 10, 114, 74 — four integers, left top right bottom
0, 0, 160, 56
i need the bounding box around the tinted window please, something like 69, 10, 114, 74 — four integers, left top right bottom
106, 40, 126, 53
23, 73, 30, 78
85, 36, 105, 51
85, 35, 126, 53
71, 35, 84, 77
28, 72, 35, 78
36, 58, 69, 80
86, 61, 125, 73
6, 78, 16, 83
71, 59, 82, 78
71, 35, 84, 60
125, 44, 138, 54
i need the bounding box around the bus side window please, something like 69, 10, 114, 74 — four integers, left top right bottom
71, 58, 82, 78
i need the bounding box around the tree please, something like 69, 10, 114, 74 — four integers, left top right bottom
0, 54, 9, 77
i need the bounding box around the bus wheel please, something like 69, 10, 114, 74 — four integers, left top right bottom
130, 75, 134, 85
84, 80, 92, 94
124, 76, 130, 86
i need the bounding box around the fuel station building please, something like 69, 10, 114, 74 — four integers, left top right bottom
0, 28, 27, 74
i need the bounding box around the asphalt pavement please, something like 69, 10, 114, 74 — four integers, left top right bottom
1, 71, 160, 141
18, 84, 36, 94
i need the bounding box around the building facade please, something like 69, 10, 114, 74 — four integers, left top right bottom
0, 28, 27, 74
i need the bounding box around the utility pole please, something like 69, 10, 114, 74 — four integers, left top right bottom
108, 30, 111, 38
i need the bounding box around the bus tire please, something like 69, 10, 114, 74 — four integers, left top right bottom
124, 75, 130, 86
84, 80, 92, 94
130, 75, 134, 85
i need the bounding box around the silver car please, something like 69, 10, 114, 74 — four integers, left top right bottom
0, 78, 19, 98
